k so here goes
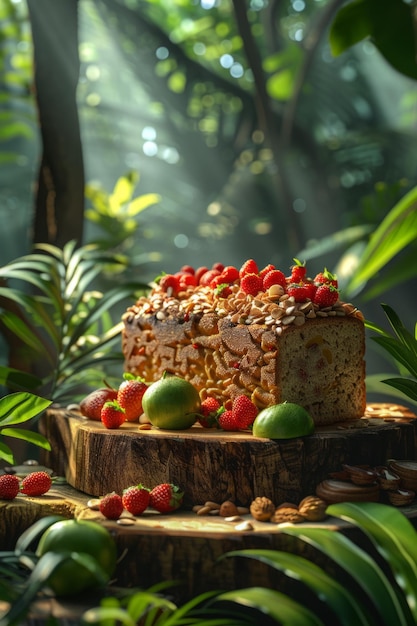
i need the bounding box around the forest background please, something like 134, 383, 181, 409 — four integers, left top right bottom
1, 0, 417, 405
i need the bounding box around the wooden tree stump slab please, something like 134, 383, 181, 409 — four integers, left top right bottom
39, 403, 417, 506
2, 481, 417, 607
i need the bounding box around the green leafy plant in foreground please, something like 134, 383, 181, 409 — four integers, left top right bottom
366, 304, 417, 404
0, 240, 148, 404
0, 392, 51, 464
1, 503, 417, 625
219, 502, 417, 626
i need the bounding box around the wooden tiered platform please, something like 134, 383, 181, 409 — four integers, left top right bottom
2, 401, 417, 622
39, 403, 417, 505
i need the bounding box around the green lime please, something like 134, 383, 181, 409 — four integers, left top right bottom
36, 519, 117, 596
142, 374, 200, 429
252, 402, 314, 439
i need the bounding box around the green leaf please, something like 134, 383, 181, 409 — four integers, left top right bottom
0, 393, 52, 426
298, 226, 372, 260
216, 587, 325, 625
0, 440, 14, 464
0, 428, 51, 451
126, 193, 161, 217
365, 374, 417, 406
280, 526, 411, 626
372, 336, 417, 379
329, 0, 372, 56
358, 246, 417, 301
0, 366, 42, 391
347, 186, 417, 295
82, 606, 136, 626
327, 502, 417, 622
15, 516, 66, 554
223, 549, 370, 625
0, 551, 65, 626
380, 378, 417, 402
0, 310, 51, 355
380, 304, 417, 354
329, 0, 417, 80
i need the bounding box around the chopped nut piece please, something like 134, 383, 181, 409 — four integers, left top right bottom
250, 496, 275, 521
235, 521, 254, 531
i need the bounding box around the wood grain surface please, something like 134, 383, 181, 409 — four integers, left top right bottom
39, 403, 417, 505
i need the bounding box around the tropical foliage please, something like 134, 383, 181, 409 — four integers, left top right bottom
2, 503, 416, 626
0, 393, 51, 464
0, 240, 148, 404
220, 502, 417, 626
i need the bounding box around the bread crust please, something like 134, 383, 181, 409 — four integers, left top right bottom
122, 286, 366, 425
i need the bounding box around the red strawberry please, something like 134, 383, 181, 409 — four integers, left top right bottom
180, 265, 195, 275
218, 409, 239, 431
290, 259, 306, 282
195, 266, 209, 284
199, 269, 221, 287
262, 269, 286, 291
178, 272, 197, 289
20, 471, 52, 496
314, 284, 339, 307
240, 273, 263, 296
214, 283, 232, 298
287, 283, 310, 302
259, 263, 275, 279
314, 268, 338, 288
303, 281, 317, 301
122, 485, 150, 515
219, 265, 239, 284
149, 483, 184, 513
99, 492, 124, 520
79, 387, 118, 421
101, 400, 126, 429
212, 262, 225, 273
232, 395, 258, 429
239, 259, 259, 277
198, 396, 222, 428
0, 474, 20, 500
117, 375, 148, 422
158, 274, 179, 295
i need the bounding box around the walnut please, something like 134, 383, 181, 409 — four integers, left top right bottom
275, 502, 298, 510
219, 500, 239, 517
298, 495, 328, 522
250, 497, 275, 521
271, 507, 304, 524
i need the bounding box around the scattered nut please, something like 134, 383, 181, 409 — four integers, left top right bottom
225, 515, 243, 522
298, 495, 328, 522
275, 502, 298, 510
219, 500, 239, 517
192, 504, 204, 513
271, 507, 304, 524
87, 498, 101, 510
237, 506, 250, 515
235, 521, 254, 531
204, 501, 221, 510
250, 496, 275, 521
196, 505, 212, 515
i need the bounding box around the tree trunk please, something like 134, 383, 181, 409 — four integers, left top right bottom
28, 0, 85, 248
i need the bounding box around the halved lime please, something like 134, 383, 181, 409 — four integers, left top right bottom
252, 402, 314, 439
